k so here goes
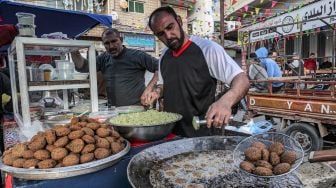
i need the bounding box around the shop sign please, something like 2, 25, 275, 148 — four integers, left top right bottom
123, 33, 155, 52
240, 0, 336, 43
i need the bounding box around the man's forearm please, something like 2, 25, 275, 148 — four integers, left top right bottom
218, 72, 249, 107
145, 71, 158, 91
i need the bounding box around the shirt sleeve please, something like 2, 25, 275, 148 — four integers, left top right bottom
203, 42, 243, 84
138, 51, 158, 73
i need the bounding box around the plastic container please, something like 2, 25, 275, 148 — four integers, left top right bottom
16, 12, 36, 25
57, 69, 74, 80
26, 67, 44, 81
88, 111, 118, 124
17, 24, 36, 37
55, 60, 74, 69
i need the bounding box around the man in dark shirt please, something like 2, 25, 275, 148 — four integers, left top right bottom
144, 7, 249, 137
71, 28, 158, 106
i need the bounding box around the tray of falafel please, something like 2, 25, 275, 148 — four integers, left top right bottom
0, 116, 130, 180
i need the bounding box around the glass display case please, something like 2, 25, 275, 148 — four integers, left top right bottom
8, 37, 99, 127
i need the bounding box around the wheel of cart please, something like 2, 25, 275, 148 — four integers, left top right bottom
283, 122, 323, 153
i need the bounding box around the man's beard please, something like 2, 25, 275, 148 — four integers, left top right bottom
166, 26, 185, 51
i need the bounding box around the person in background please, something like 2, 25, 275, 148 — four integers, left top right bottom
320, 57, 332, 69
304, 52, 317, 76
255, 47, 283, 92
248, 55, 268, 92
71, 28, 158, 107
289, 52, 304, 76
144, 6, 250, 137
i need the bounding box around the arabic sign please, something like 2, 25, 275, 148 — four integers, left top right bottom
239, 0, 336, 43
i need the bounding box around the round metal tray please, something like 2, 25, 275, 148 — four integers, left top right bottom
0, 140, 130, 180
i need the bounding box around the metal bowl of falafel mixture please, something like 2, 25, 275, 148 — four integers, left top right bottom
127, 136, 303, 188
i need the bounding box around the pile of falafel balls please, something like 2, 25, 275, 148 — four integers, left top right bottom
2, 116, 126, 169
240, 141, 297, 176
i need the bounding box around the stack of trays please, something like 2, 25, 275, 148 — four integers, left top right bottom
16, 12, 36, 37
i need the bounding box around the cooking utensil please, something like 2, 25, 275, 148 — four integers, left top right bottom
107, 113, 182, 141
0, 140, 130, 180
233, 132, 304, 178
127, 136, 303, 188
192, 116, 234, 130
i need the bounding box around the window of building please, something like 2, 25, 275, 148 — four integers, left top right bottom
126, 0, 144, 13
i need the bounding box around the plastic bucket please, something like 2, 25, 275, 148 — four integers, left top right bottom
16, 12, 36, 25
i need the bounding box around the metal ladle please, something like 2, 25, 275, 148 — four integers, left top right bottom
192, 116, 233, 130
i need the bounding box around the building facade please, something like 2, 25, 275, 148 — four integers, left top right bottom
226, 0, 334, 64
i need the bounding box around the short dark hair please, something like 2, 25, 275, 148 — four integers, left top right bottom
148, 6, 178, 31
101, 28, 121, 38
310, 52, 315, 56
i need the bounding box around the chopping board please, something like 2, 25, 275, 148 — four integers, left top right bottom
309, 149, 336, 162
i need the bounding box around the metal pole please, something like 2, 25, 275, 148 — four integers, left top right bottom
220, 0, 225, 47
332, 24, 335, 75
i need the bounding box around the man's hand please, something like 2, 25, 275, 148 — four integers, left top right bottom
140, 87, 153, 106
142, 85, 162, 107
205, 100, 232, 128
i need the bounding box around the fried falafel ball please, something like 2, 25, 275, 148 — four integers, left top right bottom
81, 127, 95, 136
111, 142, 123, 154
86, 122, 100, 130
269, 142, 285, 155
2, 153, 16, 166
79, 116, 88, 122
12, 158, 26, 168
261, 148, 270, 161
68, 130, 85, 140
54, 136, 69, 148
62, 154, 80, 167
96, 128, 110, 138
270, 152, 280, 166
96, 137, 110, 149
81, 144, 96, 154
70, 117, 79, 125
45, 129, 56, 145
66, 139, 85, 153
69, 124, 82, 131
240, 161, 255, 173
251, 142, 267, 150
87, 118, 99, 123
94, 148, 111, 159
253, 167, 273, 176
280, 150, 297, 164
255, 160, 273, 170
34, 150, 51, 161
23, 159, 39, 168
38, 159, 57, 169
111, 130, 120, 138
28, 135, 46, 151
82, 135, 95, 144
51, 148, 68, 161
80, 153, 95, 163
105, 136, 117, 144
11, 143, 27, 158
273, 163, 291, 175
78, 121, 88, 127
54, 126, 71, 137
244, 147, 262, 162
46, 145, 56, 152
22, 150, 34, 159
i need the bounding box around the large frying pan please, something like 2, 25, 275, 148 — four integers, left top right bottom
127, 136, 303, 188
